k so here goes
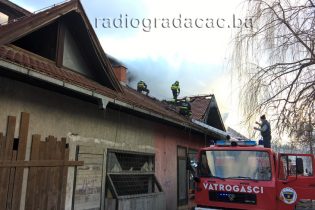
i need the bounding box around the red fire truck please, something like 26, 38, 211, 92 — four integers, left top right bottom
193, 140, 315, 210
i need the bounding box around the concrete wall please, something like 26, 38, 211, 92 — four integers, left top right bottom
0, 76, 154, 153
0, 76, 155, 210
0, 75, 208, 210
154, 123, 206, 210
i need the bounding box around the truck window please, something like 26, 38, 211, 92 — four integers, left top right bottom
279, 155, 288, 180
279, 155, 313, 179
302, 156, 313, 176
199, 153, 211, 177
198, 150, 272, 181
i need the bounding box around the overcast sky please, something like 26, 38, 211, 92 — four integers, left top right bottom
12, 0, 250, 135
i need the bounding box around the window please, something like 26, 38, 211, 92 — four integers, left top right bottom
279, 155, 289, 180
199, 150, 272, 181
279, 155, 313, 179
106, 151, 162, 198
302, 156, 313, 176
0, 12, 9, 25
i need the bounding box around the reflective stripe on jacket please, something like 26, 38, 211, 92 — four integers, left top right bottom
138, 82, 146, 88
171, 84, 179, 91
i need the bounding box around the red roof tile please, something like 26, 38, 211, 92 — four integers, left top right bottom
0, 45, 192, 125
0, 0, 123, 93
190, 96, 212, 121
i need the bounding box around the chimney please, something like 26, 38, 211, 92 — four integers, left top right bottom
113, 65, 127, 86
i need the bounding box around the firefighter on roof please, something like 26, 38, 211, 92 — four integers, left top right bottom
137, 80, 150, 96
171, 81, 180, 101
179, 97, 192, 117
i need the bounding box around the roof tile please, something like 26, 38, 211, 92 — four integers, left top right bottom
0, 45, 224, 135
190, 96, 212, 121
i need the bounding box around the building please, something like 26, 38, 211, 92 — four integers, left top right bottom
0, 1, 226, 210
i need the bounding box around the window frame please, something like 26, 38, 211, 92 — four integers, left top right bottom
198, 150, 273, 181
105, 149, 162, 198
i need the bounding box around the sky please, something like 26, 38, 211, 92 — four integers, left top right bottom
11, 0, 251, 136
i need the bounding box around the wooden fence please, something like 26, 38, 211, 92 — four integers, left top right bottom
0, 112, 83, 210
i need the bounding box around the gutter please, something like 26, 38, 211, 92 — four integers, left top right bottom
0, 59, 223, 137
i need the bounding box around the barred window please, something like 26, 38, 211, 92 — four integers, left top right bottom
107, 151, 154, 173
106, 150, 162, 197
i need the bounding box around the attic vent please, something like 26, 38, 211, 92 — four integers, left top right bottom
12, 22, 58, 61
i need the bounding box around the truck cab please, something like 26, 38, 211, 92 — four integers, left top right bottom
193, 140, 315, 210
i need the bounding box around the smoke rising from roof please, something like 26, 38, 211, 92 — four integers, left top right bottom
123, 57, 224, 100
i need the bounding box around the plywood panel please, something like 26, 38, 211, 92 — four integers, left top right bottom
60, 139, 69, 210
74, 152, 104, 210
25, 134, 41, 210
46, 136, 59, 210
0, 116, 16, 210
12, 112, 29, 210
0, 113, 83, 210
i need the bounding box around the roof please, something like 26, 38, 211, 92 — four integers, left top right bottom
227, 127, 248, 139
0, 0, 32, 19
189, 95, 213, 121
177, 95, 226, 131
0, 44, 211, 133
0, 0, 123, 93
0, 45, 117, 98
0, 1, 226, 139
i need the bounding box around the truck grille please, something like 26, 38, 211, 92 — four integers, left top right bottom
209, 191, 257, 205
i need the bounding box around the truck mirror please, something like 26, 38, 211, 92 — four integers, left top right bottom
186, 157, 197, 172
296, 157, 304, 175
193, 176, 201, 183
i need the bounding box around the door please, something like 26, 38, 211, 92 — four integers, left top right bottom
177, 146, 188, 206
276, 154, 315, 210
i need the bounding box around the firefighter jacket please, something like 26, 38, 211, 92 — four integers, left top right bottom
171, 83, 180, 92
137, 81, 147, 89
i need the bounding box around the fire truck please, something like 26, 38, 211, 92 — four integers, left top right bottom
193, 140, 315, 210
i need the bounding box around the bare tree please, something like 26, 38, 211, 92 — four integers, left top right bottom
233, 0, 315, 148
290, 107, 315, 153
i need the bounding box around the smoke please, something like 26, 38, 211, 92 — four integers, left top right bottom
127, 71, 136, 84
124, 57, 223, 100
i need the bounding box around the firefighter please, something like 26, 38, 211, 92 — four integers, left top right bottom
171, 81, 180, 101
179, 97, 192, 117
137, 80, 150, 96
254, 115, 271, 148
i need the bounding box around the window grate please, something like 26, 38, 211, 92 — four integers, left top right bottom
106, 151, 162, 198
107, 151, 154, 173
107, 174, 162, 197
